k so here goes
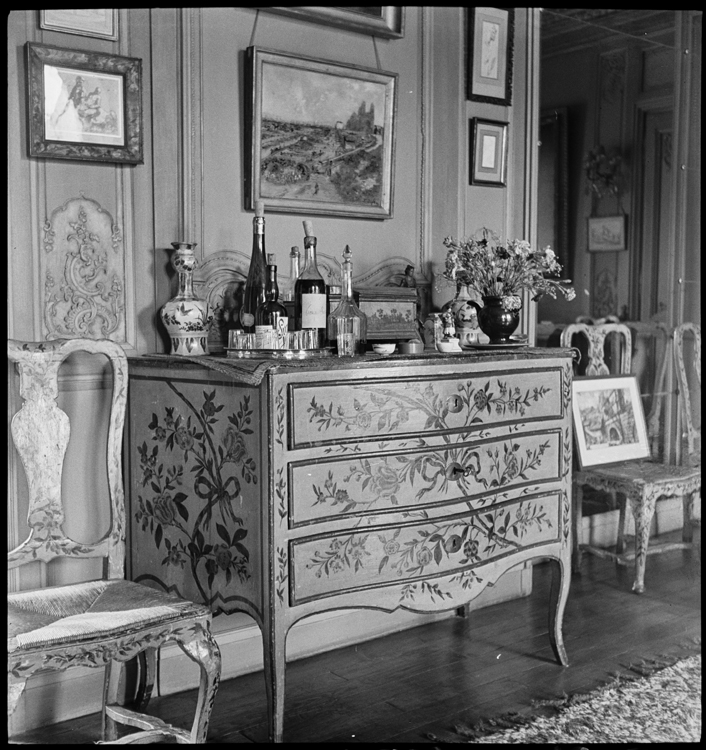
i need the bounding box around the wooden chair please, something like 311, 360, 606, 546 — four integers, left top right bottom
561, 323, 700, 593
7, 338, 221, 743
674, 322, 701, 469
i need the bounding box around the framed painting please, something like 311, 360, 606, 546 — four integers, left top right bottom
246, 46, 398, 219
571, 375, 650, 469
466, 7, 514, 105
470, 118, 508, 186
587, 215, 627, 251
263, 7, 405, 39
25, 42, 143, 164
39, 10, 119, 41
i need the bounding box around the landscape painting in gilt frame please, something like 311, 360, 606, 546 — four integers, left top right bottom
265, 7, 405, 39
25, 42, 143, 164
246, 46, 398, 219
571, 375, 650, 469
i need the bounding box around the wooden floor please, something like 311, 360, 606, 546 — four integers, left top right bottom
14, 528, 701, 745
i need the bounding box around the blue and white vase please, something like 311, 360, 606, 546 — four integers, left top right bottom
160, 242, 213, 356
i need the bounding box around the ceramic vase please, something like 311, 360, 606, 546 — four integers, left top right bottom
160, 242, 213, 356
475, 296, 521, 344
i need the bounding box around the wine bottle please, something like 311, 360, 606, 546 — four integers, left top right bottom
255, 254, 289, 348
281, 246, 300, 303
327, 246, 367, 356
239, 201, 267, 333
294, 221, 328, 348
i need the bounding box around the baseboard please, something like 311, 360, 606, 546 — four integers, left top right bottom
10, 565, 532, 734
582, 494, 701, 548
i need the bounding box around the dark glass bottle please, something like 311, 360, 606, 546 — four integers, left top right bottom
327, 246, 367, 356
294, 221, 328, 348
239, 201, 267, 333
255, 254, 289, 348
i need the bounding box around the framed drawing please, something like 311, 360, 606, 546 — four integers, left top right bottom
587, 215, 627, 251
470, 118, 508, 186
263, 7, 405, 39
39, 10, 119, 41
26, 42, 143, 164
246, 46, 398, 219
571, 375, 650, 469
467, 7, 514, 105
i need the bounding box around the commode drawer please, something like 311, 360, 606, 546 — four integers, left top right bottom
288, 366, 566, 449
289, 490, 563, 605
288, 429, 564, 527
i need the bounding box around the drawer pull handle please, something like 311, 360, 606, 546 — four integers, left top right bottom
446, 455, 481, 481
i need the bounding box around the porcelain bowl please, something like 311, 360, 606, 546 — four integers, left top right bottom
372, 343, 397, 355
436, 339, 462, 353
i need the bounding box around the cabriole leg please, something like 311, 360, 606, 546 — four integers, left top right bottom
548, 557, 570, 666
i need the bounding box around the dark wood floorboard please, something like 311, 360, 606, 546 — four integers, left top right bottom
13, 528, 700, 744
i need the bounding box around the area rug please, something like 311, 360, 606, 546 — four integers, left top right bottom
427, 648, 701, 744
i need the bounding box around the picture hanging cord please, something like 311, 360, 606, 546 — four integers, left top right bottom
372, 35, 382, 70
249, 9, 259, 48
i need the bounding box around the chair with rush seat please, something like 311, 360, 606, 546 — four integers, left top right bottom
562, 323, 700, 593
7, 338, 221, 743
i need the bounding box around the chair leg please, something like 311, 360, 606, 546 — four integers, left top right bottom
630, 491, 657, 594
177, 626, 221, 743
616, 492, 627, 555
682, 491, 696, 544
102, 661, 122, 742
572, 482, 584, 572
134, 648, 157, 711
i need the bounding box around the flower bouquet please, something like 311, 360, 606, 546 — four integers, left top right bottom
443, 228, 575, 308
442, 228, 575, 343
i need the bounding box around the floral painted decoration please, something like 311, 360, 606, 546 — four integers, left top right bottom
442, 228, 576, 307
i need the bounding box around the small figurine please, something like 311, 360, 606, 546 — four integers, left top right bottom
401, 264, 417, 288
441, 309, 456, 339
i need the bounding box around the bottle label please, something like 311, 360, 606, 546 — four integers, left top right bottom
301, 293, 327, 329
240, 310, 255, 327
255, 325, 274, 349
302, 294, 326, 328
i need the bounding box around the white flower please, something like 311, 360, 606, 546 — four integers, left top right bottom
502, 295, 523, 311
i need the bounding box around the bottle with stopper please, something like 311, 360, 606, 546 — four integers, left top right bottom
239, 201, 267, 333
255, 253, 288, 348
294, 220, 328, 348
327, 245, 367, 356
282, 246, 300, 303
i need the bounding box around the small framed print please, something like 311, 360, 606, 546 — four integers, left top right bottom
467, 7, 514, 105
25, 42, 143, 164
470, 118, 508, 186
39, 10, 119, 41
571, 375, 650, 469
587, 215, 627, 251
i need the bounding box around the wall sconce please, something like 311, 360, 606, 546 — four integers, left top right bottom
584, 146, 623, 198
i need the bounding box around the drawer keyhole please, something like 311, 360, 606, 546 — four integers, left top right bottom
446, 394, 464, 413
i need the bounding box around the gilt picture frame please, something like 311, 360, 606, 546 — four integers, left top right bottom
25, 42, 143, 164
246, 46, 398, 219
467, 7, 514, 105
571, 375, 650, 469
263, 7, 405, 39
587, 215, 627, 251
39, 10, 119, 41
470, 118, 508, 186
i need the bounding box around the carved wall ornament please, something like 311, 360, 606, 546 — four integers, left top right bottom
42, 195, 126, 341
600, 50, 626, 105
